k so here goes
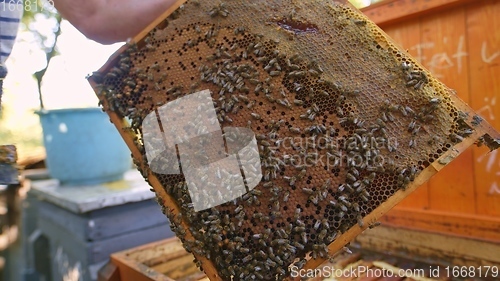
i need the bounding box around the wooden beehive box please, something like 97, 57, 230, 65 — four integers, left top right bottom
109, 238, 207, 281
104, 234, 457, 281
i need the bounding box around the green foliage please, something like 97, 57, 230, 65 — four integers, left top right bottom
21, 0, 61, 109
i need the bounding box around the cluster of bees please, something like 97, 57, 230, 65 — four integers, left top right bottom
91, 1, 474, 280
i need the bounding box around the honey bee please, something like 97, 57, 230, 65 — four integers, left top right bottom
301, 187, 314, 195
307, 68, 319, 77
144, 44, 156, 51
242, 255, 253, 263
357, 215, 364, 228
300, 232, 308, 244
250, 112, 261, 120
430, 97, 441, 104
450, 133, 464, 142
402, 61, 412, 71
319, 90, 329, 97
343, 247, 353, 254
154, 83, 161, 91
408, 120, 416, 131
353, 19, 367, 25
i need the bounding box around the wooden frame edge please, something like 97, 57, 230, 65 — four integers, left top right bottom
354, 224, 500, 266
382, 207, 500, 242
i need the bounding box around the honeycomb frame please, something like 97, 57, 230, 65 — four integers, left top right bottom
88, 0, 500, 280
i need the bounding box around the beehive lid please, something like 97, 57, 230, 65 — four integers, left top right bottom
88, 0, 500, 280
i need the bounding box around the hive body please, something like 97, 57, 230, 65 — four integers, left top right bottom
89, 1, 500, 280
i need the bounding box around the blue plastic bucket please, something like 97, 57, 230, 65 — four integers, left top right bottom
36, 108, 131, 186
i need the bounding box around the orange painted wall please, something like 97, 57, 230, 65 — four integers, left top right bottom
362, 0, 500, 242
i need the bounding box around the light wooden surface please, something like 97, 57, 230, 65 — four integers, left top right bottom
29, 170, 155, 213
110, 238, 206, 281
355, 225, 500, 267
380, 207, 500, 242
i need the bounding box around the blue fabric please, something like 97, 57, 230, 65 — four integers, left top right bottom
0, 0, 22, 107
0, 0, 23, 64
0, 16, 20, 23
0, 35, 17, 40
